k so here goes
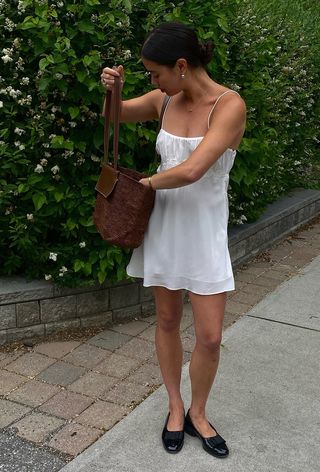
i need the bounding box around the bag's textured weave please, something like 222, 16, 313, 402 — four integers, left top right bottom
94, 167, 155, 248
93, 76, 156, 248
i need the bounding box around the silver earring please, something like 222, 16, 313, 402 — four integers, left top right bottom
181, 74, 185, 79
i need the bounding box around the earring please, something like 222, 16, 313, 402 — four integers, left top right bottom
181, 74, 185, 79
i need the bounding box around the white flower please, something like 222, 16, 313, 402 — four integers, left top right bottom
51, 165, 60, 174
34, 164, 44, 173
27, 213, 34, 220
0, 101, 3, 108
40, 158, 48, 166
123, 49, 131, 60
55, 73, 63, 80
18, 0, 26, 12
20, 77, 30, 85
14, 141, 21, 147
19, 144, 25, 150
2, 48, 13, 56
2, 55, 13, 63
91, 154, 100, 162
4, 19, 16, 32
282, 66, 293, 73
45, 274, 52, 280
59, 266, 68, 276
49, 252, 58, 261
79, 241, 86, 248
69, 121, 76, 128
14, 127, 25, 135
13, 38, 21, 48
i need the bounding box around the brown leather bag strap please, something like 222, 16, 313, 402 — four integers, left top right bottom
103, 91, 112, 166
102, 75, 121, 169
112, 76, 121, 169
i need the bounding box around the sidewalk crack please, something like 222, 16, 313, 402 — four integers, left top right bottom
246, 315, 320, 332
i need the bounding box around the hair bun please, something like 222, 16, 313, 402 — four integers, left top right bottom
199, 41, 214, 65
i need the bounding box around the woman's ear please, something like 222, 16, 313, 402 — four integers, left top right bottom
176, 58, 188, 75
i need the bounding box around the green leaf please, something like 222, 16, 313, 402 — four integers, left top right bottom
32, 193, 47, 211
54, 191, 64, 202
83, 262, 92, 275
20, 16, 39, 30
74, 260, 84, 272
78, 22, 95, 34
66, 218, 77, 230
123, 0, 132, 13
68, 107, 80, 119
18, 183, 29, 193
38, 78, 51, 92
51, 136, 74, 150
217, 17, 230, 33
97, 270, 106, 284
100, 259, 109, 272
76, 70, 88, 83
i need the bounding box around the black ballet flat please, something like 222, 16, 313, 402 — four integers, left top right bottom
184, 409, 229, 458
162, 411, 185, 454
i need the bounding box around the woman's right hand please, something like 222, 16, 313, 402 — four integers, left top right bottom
100, 65, 124, 92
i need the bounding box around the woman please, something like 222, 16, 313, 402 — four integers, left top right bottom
100, 22, 246, 458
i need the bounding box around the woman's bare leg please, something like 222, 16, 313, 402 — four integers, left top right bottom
188, 290, 227, 437
153, 286, 185, 430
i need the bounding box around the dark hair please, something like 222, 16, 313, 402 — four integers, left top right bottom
141, 22, 214, 68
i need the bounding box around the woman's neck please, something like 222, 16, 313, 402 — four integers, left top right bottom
181, 68, 218, 105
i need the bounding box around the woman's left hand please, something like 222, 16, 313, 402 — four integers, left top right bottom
139, 178, 150, 187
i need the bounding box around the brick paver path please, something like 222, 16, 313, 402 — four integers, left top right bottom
0, 215, 319, 464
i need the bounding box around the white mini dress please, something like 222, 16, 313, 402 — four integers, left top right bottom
126, 90, 240, 295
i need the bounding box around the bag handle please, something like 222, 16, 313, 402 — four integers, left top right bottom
102, 76, 169, 169
102, 75, 121, 169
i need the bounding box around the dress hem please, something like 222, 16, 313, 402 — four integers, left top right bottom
126, 269, 235, 296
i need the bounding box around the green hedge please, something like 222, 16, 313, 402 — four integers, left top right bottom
0, 0, 319, 287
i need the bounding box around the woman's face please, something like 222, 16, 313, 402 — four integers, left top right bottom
142, 57, 183, 96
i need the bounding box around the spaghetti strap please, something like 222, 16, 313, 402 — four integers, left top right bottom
207, 90, 240, 129
161, 96, 171, 129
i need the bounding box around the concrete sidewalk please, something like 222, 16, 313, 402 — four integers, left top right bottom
60, 255, 320, 472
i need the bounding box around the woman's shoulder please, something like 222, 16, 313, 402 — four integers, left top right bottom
216, 86, 246, 106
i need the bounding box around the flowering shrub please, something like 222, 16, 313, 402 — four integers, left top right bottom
0, 0, 319, 287
222, 0, 320, 223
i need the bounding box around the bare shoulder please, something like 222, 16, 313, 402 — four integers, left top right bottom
149, 89, 168, 118
210, 88, 246, 126
218, 88, 246, 109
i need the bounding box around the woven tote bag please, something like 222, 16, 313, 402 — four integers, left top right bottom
93, 77, 167, 248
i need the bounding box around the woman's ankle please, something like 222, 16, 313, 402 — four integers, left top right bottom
169, 400, 185, 412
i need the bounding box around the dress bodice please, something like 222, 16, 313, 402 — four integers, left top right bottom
156, 128, 237, 182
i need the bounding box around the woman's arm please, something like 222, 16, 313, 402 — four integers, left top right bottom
140, 93, 247, 189
101, 65, 164, 123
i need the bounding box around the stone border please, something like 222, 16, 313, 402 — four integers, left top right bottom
229, 187, 320, 265
1, 187, 319, 346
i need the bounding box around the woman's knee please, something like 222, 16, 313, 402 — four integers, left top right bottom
196, 332, 222, 353
156, 308, 182, 331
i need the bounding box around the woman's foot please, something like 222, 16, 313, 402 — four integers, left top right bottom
187, 409, 217, 437
167, 405, 185, 431
184, 409, 229, 458
162, 407, 185, 454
